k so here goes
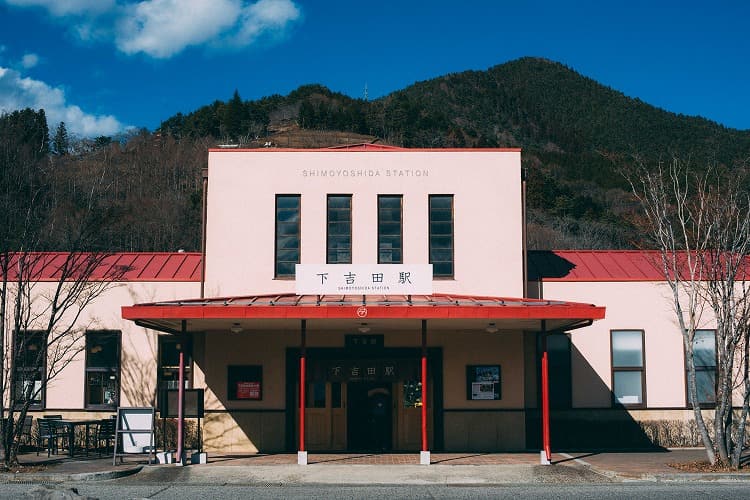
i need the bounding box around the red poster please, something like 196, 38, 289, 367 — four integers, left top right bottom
236, 381, 261, 400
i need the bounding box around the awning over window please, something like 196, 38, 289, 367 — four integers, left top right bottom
122, 293, 605, 334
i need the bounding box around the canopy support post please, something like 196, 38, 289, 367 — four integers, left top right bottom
540, 320, 551, 465
298, 319, 307, 465
176, 320, 186, 465
420, 319, 430, 465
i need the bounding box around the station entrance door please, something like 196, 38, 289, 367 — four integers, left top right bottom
289, 348, 441, 452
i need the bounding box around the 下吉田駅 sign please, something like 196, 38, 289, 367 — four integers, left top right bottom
295, 264, 433, 295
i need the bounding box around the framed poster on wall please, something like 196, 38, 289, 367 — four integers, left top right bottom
466, 365, 501, 400
228, 365, 262, 400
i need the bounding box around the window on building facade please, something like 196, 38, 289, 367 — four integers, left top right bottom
429, 195, 454, 278
85, 331, 120, 409
13, 330, 45, 409
546, 333, 572, 409
688, 329, 717, 406
378, 195, 403, 264
157, 337, 192, 408
275, 194, 301, 278
611, 330, 645, 407
327, 195, 352, 264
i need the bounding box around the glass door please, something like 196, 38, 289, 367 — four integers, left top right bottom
396, 380, 433, 450
300, 381, 346, 450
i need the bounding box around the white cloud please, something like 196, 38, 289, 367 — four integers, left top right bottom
21, 53, 39, 69
233, 0, 301, 46
0, 66, 126, 137
116, 0, 240, 58
4, 0, 115, 16
3, 0, 302, 59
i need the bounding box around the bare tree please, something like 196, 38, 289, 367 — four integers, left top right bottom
625, 158, 750, 468
0, 252, 125, 468
0, 109, 125, 468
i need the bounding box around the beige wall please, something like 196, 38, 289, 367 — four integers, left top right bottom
444, 411, 526, 451
436, 330, 525, 409
205, 150, 523, 298
192, 325, 526, 452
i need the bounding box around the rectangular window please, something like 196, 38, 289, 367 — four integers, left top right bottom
85, 331, 120, 409
546, 333, 572, 409
13, 331, 45, 409
688, 329, 717, 406
378, 195, 402, 264
429, 195, 454, 278
158, 337, 192, 409
275, 194, 301, 278
611, 330, 645, 407
306, 382, 326, 408
327, 195, 352, 264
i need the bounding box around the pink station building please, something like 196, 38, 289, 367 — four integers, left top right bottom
10, 146, 727, 463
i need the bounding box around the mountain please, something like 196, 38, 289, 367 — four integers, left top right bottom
156, 58, 750, 249
5, 58, 749, 252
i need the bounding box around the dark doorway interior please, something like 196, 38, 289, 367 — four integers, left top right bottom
347, 382, 392, 451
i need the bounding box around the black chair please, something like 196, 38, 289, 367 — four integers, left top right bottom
41, 415, 67, 451
37, 419, 60, 457
95, 418, 116, 456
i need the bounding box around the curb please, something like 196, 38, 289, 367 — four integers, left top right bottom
649, 472, 750, 482
0, 465, 143, 484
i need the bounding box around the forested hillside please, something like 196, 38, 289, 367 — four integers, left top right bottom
3, 58, 749, 252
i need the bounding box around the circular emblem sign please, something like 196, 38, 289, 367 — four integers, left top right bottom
356, 306, 368, 318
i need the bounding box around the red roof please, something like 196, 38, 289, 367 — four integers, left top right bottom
122, 293, 605, 334
526, 250, 750, 282
528, 250, 667, 281
0, 252, 202, 282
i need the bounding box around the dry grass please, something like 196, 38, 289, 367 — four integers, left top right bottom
668, 460, 749, 473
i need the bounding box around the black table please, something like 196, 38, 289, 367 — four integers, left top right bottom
52, 419, 102, 457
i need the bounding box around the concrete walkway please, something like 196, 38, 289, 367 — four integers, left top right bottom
2, 449, 748, 485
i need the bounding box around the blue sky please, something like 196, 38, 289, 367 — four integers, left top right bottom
0, 0, 748, 137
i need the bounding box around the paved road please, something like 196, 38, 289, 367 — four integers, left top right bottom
7, 482, 750, 499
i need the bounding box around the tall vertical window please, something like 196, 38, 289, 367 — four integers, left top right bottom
275, 194, 301, 278
546, 333, 572, 409
688, 329, 717, 406
327, 195, 352, 264
378, 195, 402, 264
13, 331, 45, 408
429, 195, 454, 278
158, 337, 192, 408
85, 331, 120, 409
611, 329, 645, 407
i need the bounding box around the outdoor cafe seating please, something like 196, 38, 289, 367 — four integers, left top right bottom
35, 415, 117, 457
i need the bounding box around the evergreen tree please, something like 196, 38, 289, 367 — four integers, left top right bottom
53, 121, 69, 155
222, 90, 246, 140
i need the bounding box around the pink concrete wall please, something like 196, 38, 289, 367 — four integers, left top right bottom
205, 150, 523, 298
22, 281, 200, 410
542, 281, 714, 409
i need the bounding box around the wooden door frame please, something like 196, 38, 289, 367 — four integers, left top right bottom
285, 346, 443, 452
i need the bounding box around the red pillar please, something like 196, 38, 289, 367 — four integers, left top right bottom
176, 320, 186, 463
299, 320, 307, 462
540, 322, 551, 464
420, 320, 429, 462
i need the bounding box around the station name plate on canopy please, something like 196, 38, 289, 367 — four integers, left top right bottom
296, 264, 433, 295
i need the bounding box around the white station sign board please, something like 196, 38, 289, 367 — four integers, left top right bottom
296, 264, 433, 295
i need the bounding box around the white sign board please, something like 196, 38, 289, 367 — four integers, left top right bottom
296, 264, 433, 295
117, 407, 154, 453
